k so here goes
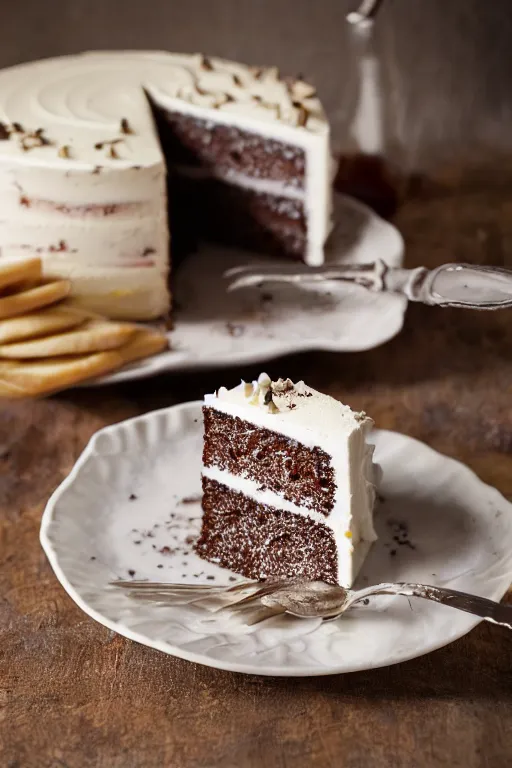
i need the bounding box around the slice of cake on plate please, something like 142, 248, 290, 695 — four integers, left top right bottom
0, 52, 332, 320
197, 374, 378, 587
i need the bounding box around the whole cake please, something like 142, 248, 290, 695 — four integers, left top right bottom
197, 374, 378, 587
0, 52, 332, 320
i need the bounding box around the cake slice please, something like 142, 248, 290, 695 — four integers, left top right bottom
197, 374, 379, 587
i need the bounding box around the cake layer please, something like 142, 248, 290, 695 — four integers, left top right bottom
197, 476, 339, 585
170, 176, 306, 258
203, 407, 335, 516
160, 110, 306, 186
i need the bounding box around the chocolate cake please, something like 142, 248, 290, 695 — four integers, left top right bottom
0, 52, 333, 320
196, 374, 379, 587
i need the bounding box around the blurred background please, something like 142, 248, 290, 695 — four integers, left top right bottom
3, 0, 512, 176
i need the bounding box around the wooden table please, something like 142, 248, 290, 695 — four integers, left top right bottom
2, 172, 512, 767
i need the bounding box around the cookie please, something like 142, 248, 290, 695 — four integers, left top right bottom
0, 328, 168, 397
0, 320, 137, 358
0, 306, 90, 345
0, 280, 71, 320
0, 258, 42, 293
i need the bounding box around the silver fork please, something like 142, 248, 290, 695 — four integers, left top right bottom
111, 578, 512, 627
224, 261, 512, 310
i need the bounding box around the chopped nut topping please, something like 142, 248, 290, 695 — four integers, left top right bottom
292, 80, 317, 100
20, 128, 53, 151
200, 56, 213, 71
262, 66, 279, 81
120, 117, 133, 135
297, 106, 309, 127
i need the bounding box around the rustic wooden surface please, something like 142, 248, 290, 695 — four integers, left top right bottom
2, 172, 512, 767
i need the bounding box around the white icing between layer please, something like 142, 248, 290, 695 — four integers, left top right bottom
0, 51, 332, 302
203, 376, 378, 587
173, 164, 307, 201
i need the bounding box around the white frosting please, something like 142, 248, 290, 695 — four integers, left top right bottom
203, 374, 378, 587
0, 52, 332, 313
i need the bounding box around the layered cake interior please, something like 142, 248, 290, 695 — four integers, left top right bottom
197, 374, 379, 587
0, 52, 333, 320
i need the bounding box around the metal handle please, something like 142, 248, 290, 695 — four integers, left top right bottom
403, 263, 512, 308
348, 582, 512, 628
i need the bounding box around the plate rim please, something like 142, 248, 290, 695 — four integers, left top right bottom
40, 401, 512, 676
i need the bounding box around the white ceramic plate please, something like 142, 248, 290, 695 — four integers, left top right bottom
94, 195, 406, 384
40, 401, 512, 677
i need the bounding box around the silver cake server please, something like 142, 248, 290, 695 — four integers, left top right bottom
111, 578, 512, 628
225, 261, 512, 309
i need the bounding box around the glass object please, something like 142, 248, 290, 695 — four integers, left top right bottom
334, 0, 404, 219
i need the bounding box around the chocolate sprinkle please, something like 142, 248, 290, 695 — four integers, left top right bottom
128, 570, 136, 577
0, 123, 9, 140
179, 495, 201, 505
12, 122, 24, 133
129, 493, 138, 501
200, 56, 213, 71
142, 247, 156, 257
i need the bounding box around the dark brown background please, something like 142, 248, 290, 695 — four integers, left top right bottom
2, 2, 512, 767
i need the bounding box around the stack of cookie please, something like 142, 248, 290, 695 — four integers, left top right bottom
0, 259, 168, 398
